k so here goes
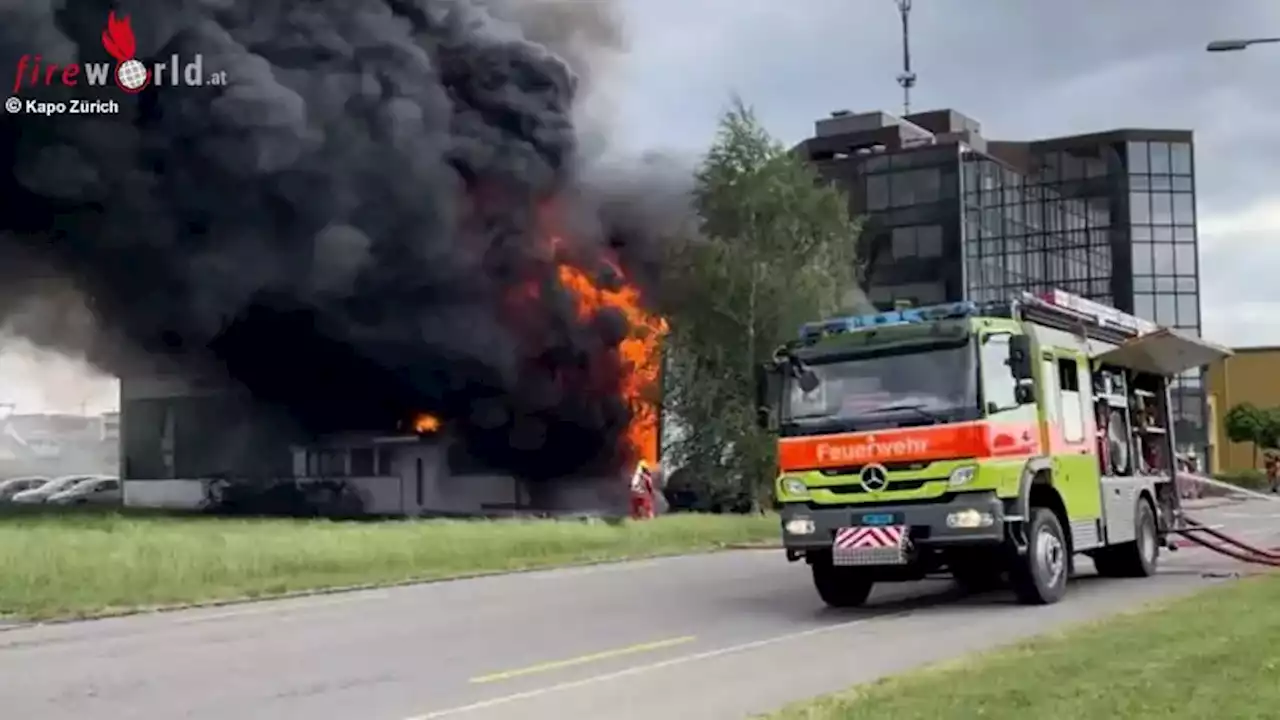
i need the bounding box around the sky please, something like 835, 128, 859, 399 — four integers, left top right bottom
2, 0, 1277, 414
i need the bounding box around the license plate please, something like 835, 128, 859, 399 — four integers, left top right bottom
860, 513, 897, 526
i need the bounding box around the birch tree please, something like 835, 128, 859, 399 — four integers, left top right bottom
660, 101, 865, 511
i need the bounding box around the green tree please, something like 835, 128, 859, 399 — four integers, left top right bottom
1256, 407, 1280, 454
659, 100, 863, 511
1223, 402, 1267, 467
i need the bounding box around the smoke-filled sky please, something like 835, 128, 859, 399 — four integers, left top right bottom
4, 0, 1279, 417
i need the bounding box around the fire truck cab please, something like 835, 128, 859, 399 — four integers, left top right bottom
757, 290, 1231, 606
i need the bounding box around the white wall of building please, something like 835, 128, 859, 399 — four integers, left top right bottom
282, 435, 525, 517
123, 478, 208, 509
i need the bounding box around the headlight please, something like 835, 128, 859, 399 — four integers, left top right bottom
947, 465, 976, 487
780, 476, 809, 497
785, 517, 816, 535
946, 509, 994, 528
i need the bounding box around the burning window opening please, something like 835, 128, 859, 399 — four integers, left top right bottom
413, 413, 442, 434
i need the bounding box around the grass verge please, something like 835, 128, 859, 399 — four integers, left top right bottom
766, 574, 1280, 720
0, 508, 778, 621
1214, 469, 1271, 492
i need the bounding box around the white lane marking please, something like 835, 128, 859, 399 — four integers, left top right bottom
402, 611, 911, 719
470, 636, 697, 683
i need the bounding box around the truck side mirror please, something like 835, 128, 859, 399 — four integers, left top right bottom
1008, 335, 1034, 380
1014, 383, 1035, 405
797, 369, 820, 393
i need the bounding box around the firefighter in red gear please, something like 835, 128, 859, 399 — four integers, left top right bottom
629, 461, 656, 519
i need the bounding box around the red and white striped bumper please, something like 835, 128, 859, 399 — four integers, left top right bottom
833, 525, 909, 565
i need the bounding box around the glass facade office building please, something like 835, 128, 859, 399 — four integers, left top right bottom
800, 113, 1207, 461
1003, 133, 1204, 457
833, 145, 961, 308
1124, 141, 1199, 330
959, 151, 1112, 305
1126, 139, 1204, 454
807, 145, 1111, 310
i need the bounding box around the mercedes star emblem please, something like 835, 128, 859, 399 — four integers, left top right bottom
860, 463, 889, 492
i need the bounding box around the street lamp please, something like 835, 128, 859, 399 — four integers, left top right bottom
1206, 38, 1280, 52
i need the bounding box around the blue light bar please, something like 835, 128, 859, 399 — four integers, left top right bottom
799, 301, 979, 341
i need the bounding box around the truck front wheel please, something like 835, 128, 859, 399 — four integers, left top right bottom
1010, 507, 1069, 605
811, 555, 875, 608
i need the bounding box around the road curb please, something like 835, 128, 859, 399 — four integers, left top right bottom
0, 543, 769, 633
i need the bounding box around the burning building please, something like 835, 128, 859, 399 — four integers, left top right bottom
120, 240, 667, 516
1, 1, 675, 514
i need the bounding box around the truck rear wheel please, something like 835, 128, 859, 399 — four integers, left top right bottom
1010, 507, 1069, 605
1093, 499, 1158, 578
811, 555, 875, 608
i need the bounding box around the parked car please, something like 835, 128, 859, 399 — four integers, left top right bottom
10, 474, 107, 504
46, 476, 122, 506
0, 476, 49, 500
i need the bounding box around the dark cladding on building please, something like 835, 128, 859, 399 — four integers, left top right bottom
796, 108, 1206, 458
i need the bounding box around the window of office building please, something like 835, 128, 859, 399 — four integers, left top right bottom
1148, 141, 1170, 174
1130, 208, 1204, 446
1127, 141, 1148, 173
1171, 143, 1193, 175
1127, 140, 1199, 334
890, 224, 943, 259
867, 173, 889, 210
961, 152, 1111, 304
866, 167, 945, 211
1128, 243, 1200, 331
1124, 138, 1205, 457
892, 168, 942, 206
1131, 141, 1192, 176
1173, 193, 1195, 224
1130, 191, 1150, 224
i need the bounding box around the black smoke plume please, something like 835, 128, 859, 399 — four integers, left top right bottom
0, 0, 668, 485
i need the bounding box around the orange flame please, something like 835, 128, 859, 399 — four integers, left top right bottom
413, 413, 441, 434
554, 251, 668, 467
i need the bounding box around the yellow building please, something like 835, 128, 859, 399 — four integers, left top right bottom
1206, 346, 1280, 473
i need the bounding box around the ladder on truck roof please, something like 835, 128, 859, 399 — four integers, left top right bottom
1012, 289, 1154, 342
794, 289, 1231, 377
1014, 289, 1231, 377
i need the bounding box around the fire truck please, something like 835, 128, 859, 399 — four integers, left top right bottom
756, 290, 1231, 606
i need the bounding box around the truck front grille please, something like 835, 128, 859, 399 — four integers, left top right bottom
821, 478, 933, 495
819, 460, 931, 476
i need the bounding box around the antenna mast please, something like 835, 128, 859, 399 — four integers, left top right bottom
894, 0, 916, 115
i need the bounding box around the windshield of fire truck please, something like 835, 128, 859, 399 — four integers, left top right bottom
781, 341, 977, 432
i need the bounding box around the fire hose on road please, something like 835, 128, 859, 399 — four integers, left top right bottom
1171, 472, 1280, 567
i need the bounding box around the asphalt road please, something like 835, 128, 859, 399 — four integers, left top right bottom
1, 497, 1276, 720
